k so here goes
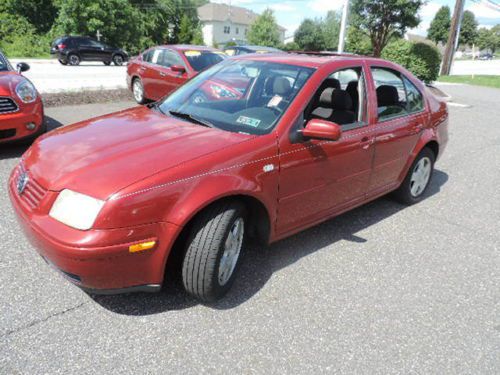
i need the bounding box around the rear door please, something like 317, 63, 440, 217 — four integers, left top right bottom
366, 66, 426, 194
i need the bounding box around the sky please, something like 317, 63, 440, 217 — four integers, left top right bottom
212, 0, 500, 39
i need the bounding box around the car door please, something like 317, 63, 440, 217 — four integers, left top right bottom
152, 49, 188, 98
76, 38, 94, 60
366, 66, 426, 194
276, 64, 376, 235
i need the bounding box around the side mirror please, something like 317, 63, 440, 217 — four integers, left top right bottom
16, 62, 30, 73
302, 119, 342, 141
171, 65, 185, 73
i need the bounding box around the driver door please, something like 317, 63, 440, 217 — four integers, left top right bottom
276, 65, 376, 236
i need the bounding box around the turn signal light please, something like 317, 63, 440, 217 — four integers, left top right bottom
129, 240, 156, 253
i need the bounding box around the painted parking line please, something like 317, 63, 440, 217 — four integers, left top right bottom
447, 102, 471, 108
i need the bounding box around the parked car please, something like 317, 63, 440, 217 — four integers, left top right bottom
0, 51, 44, 145
478, 53, 493, 60
9, 53, 448, 301
127, 45, 226, 104
50, 36, 128, 66
223, 45, 283, 56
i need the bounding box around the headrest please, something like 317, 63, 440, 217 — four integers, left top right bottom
376, 85, 399, 106
346, 80, 358, 93
273, 76, 291, 96
324, 78, 341, 91
332, 90, 353, 111
318, 87, 334, 106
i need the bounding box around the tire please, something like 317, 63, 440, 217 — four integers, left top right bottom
132, 78, 146, 104
113, 54, 124, 66
103, 61, 111, 66
182, 201, 246, 302
68, 54, 80, 66
393, 147, 435, 205
58, 59, 68, 65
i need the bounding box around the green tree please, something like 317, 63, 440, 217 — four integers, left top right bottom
282, 41, 300, 51
53, 0, 143, 52
350, 0, 424, 57
345, 26, 373, 55
5, 0, 58, 33
477, 26, 500, 54
178, 13, 204, 45
427, 6, 451, 45
459, 10, 478, 47
247, 8, 281, 47
0, 10, 49, 57
322, 11, 341, 50
294, 19, 325, 51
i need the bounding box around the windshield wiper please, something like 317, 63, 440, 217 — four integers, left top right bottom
168, 110, 215, 128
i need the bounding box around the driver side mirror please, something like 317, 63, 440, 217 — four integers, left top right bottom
171, 65, 185, 73
302, 118, 342, 141
16, 62, 30, 73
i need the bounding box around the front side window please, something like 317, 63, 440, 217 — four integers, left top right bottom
306, 67, 367, 129
183, 50, 224, 72
0, 53, 11, 72
157, 50, 184, 67
158, 60, 315, 135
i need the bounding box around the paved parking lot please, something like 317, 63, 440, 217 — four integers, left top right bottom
1, 84, 499, 374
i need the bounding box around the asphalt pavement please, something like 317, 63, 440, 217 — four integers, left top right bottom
0, 85, 499, 374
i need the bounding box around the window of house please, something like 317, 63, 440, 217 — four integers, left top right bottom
236, 27, 239, 34
224, 26, 230, 34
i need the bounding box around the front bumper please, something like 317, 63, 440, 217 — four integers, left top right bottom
0, 99, 44, 144
8, 170, 181, 293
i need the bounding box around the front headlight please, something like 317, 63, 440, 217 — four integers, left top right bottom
49, 190, 105, 230
15, 80, 37, 103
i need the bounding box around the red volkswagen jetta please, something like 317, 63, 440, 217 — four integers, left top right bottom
126, 44, 225, 104
10, 54, 448, 301
0, 51, 44, 144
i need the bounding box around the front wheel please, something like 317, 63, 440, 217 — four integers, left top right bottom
393, 147, 435, 205
68, 54, 80, 66
132, 78, 146, 104
182, 201, 246, 302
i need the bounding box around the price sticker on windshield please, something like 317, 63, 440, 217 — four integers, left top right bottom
185, 50, 201, 57
236, 116, 261, 127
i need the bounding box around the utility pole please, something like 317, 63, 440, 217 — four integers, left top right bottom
440, 0, 466, 76
338, 0, 350, 53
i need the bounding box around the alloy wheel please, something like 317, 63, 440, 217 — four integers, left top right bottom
218, 217, 244, 286
410, 156, 431, 197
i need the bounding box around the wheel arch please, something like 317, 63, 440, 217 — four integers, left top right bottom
398, 130, 440, 182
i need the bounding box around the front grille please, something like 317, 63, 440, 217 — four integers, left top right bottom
0, 97, 19, 114
0, 128, 16, 139
13, 166, 48, 210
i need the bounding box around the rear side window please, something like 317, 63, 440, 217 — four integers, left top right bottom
403, 77, 424, 113
371, 68, 407, 121
142, 49, 153, 63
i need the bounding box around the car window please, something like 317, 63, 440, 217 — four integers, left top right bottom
371, 67, 408, 121
403, 76, 424, 113
162, 50, 185, 67
307, 67, 367, 129
0, 53, 10, 72
183, 50, 224, 72
142, 49, 153, 63
158, 60, 315, 135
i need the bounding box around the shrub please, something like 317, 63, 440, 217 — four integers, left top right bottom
382, 39, 441, 82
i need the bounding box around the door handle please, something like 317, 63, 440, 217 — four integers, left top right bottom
360, 136, 374, 150
411, 124, 424, 134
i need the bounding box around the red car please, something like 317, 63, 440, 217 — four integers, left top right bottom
126, 45, 225, 104
0, 52, 44, 144
10, 53, 448, 301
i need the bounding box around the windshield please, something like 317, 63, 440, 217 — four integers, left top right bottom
158, 59, 315, 135
183, 50, 225, 72
0, 53, 11, 72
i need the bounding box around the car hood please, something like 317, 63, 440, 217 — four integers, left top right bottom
23, 106, 254, 200
0, 72, 23, 96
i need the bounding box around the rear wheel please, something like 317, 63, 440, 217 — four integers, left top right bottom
58, 59, 68, 65
182, 201, 246, 302
393, 147, 435, 205
68, 54, 80, 66
113, 54, 124, 66
132, 78, 146, 104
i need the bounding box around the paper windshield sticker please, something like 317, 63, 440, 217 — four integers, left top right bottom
267, 95, 282, 108
185, 50, 201, 57
236, 116, 261, 127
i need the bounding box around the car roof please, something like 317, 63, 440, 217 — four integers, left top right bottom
158, 45, 219, 52
233, 52, 376, 68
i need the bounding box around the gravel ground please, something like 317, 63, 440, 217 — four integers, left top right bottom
0, 85, 499, 374
42, 88, 134, 108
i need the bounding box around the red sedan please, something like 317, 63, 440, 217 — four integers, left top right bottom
126, 45, 225, 104
0, 52, 44, 144
10, 53, 448, 301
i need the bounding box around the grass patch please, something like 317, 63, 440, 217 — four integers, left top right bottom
438, 75, 500, 89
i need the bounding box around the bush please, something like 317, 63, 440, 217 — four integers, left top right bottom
0, 11, 50, 57
382, 39, 441, 82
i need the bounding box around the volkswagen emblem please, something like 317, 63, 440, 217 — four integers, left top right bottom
17, 171, 29, 194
